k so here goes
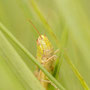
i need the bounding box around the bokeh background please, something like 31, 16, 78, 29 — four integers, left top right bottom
0, 0, 90, 90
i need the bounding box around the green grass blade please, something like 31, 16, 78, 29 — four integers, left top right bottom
64, 52, 90, 90
0, 22, 65, 90
0, 30, 44, 90
29, 0, 60, 47
54, 28, 68, 78
0, 0, 90, 89
29, 0, 90, 89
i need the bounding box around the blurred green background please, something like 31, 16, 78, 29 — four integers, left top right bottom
0, 0, 90, 90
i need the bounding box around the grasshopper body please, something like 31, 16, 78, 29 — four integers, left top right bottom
35, 35, 56, 89
28, 20, 57, 89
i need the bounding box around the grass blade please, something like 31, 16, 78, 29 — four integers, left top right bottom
0, 22, 65, 90
0, 30, 44, 90
29, 0, 90, 89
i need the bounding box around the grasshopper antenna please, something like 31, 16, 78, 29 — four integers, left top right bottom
28, 19, 42, 38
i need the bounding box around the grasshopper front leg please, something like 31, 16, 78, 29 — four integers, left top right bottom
41, 55, 57, 64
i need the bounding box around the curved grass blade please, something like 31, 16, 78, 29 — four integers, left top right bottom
0, 22, 65, 90
29, 0, 90, 89
29, 0, 60, 47
64, 52, 89, 90
53, 28, 68, 78
0, 30, 44, 90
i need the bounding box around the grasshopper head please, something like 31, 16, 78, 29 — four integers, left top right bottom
37, 35, 52, 49
37, 35, 53, 55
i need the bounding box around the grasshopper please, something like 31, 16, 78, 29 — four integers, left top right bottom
28, 20, 59, 90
